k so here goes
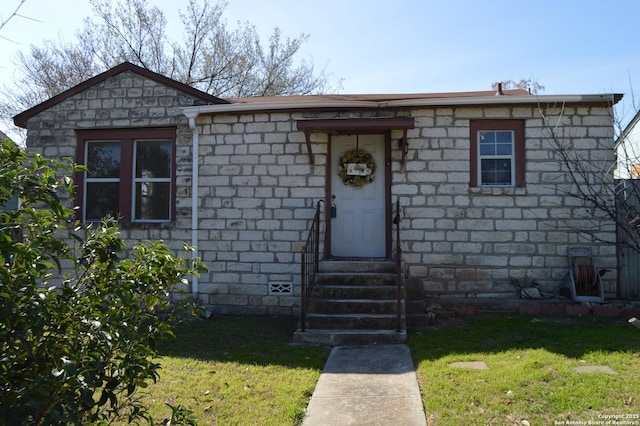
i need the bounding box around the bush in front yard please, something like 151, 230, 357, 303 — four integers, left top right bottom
0, 140, 204, 425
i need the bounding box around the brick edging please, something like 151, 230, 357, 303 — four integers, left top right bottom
518, 302, 640, 319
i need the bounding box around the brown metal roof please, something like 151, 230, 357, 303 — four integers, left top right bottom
13, 62, 228, 128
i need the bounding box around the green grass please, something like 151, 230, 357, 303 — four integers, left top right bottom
408, 315, 640, 425
120, 314, 640, 425
130, 316, 330, 425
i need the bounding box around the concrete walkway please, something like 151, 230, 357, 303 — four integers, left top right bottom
302, 344, 427, 426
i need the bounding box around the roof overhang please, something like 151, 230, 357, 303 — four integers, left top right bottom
181, 92, 622, 164
182, 93, 623, 117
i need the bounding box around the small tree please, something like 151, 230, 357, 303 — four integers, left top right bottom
0, 139, 205, 424
492, 78, 545, 95
1, 0, 336, 125
535, 100, 637, 251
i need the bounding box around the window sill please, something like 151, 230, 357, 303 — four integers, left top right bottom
117, 221, 175, 229
468, 186, 527, 196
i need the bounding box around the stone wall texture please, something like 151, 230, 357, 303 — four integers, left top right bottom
194, 105, 617, 313
23, 70, 619, 315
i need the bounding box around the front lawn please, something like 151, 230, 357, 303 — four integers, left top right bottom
120, 314, 640, 425
130, 316, 329, 425
409, 315, 640, 425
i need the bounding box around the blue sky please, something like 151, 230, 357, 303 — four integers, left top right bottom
1, 0, 640, 129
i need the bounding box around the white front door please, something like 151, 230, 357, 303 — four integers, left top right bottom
330, 134, 386, 257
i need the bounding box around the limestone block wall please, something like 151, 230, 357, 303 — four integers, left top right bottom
194, 112, 327, 314
195, 103, 618, 313
394, 104, 617, 299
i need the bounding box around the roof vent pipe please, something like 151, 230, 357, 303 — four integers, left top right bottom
495, 82, 504, 96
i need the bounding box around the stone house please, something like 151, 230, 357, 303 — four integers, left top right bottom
14, 62, 623, 327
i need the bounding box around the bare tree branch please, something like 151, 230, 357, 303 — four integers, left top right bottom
0, 0, 43, 44
0, 0, 339, 126
538, 100, 640, 255
0, 0, 27, 32
492, 78, 546, 95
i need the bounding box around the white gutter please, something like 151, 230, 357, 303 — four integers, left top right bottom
185, 112, 199, 298
182, 94, 621, 116
381, 94, 621, 108
183, 100, 380, 115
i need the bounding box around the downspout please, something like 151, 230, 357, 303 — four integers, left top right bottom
185, 112, 199, 298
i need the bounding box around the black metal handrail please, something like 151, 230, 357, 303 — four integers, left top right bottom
394, 200, 403, 332
300, 200, 324, 332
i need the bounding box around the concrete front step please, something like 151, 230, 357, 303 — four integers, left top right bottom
293, 329, 407, 345
309, 298, 401, 315
312, 285, 399, 299
306, 313, 403, 330
315, 272, 398, 287
319, 260, 397, 274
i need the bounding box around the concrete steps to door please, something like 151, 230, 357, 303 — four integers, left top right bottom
294, 260, 407, 345
318, 260, 397, 274
308, 299, 399, 315
305, 313, 403, 329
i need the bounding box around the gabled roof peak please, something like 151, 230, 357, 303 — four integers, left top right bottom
14, 62, 228, 128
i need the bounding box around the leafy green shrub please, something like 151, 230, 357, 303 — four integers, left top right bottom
0, 140, 205, 425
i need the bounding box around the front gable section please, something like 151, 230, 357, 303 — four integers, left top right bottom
13, 62, 227, 130
14, 62, 227, 227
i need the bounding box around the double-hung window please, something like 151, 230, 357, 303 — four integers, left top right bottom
470, 120, 525, 188
84, 141, 121, 220
478, 130, 515, 186
76, 128, 176, 223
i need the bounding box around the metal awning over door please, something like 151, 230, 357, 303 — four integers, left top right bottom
296, 117, 415, 164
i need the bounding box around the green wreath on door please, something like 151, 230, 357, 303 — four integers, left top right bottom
338, 149, 376, 187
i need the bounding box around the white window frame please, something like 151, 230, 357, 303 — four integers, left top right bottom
477, 130, 516, 187
83, 140, 121, 222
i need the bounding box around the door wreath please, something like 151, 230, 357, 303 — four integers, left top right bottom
338, 149, 376, 187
